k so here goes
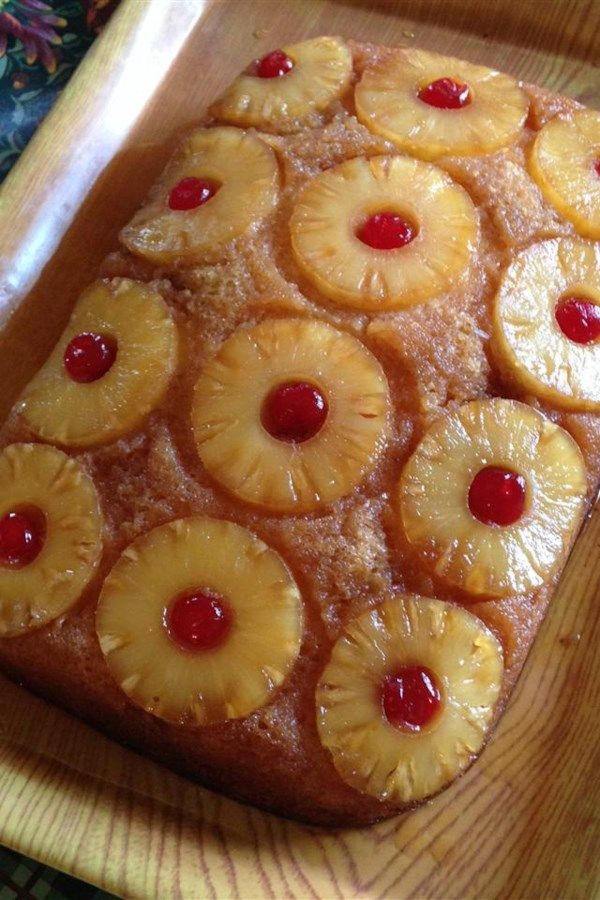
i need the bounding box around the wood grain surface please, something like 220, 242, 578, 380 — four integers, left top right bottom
0, 0, 599, 897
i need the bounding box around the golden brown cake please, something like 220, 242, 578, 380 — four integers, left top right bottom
0, 38, 599, 827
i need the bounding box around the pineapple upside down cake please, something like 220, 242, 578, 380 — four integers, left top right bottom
0, 37, 599, 827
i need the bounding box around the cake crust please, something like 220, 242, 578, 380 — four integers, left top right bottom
0, 39, 598, 827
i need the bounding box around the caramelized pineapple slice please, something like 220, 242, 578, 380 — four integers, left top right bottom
121, 127, 280, 265
529, 110, 600, 239
192, 318, 390, 513
355, 48, 528, 160
20, 279, 178, 447
212, 37, 352, 129
317, 594, 503, 804
493, 238, 600, 411
0, 443, 102, 636
96, 517, 303, 725
399, 399, 586, 597
290, 155, 478, 310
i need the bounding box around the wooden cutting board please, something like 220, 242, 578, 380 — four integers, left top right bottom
0, 1, 598, 896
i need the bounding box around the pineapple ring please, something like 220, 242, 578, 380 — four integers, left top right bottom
529, 110, 600, 239
493, 238, 600, 411
20, 279, 178, 447
96, 517, 304, 725
0, 443, 103, 637
191, 318, 390, 513
289, 155, 478, 310
355, 48, 528, 160
399, 398, 587, 598
316, 594, 503, 804
121, 127, 280, 265
211, 37, 352, 129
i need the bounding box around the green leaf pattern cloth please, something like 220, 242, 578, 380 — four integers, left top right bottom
0, 0, 119, 181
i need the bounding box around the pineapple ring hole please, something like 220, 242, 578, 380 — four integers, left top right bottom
0, 504, 46, 569
555, 291, 600, 345
251, 49, 295, 79
355, 211, 418, 250
417, 77, 472, 110
164, 588, 233, 653
63, 332, 118, 384
468, 466, 527, 528
261, 379, 329, 443
381, 665, 443, 732
168, 177, 221, 212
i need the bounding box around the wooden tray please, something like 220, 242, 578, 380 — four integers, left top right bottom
0, 1, 598, 896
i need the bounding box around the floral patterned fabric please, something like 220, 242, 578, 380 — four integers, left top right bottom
0, 842, 116, 898
0, 0, 119, 181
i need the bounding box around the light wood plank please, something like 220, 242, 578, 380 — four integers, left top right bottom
0, 0, 598, 897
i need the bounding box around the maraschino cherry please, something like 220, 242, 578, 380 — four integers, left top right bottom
165, 590, 233, 652
555, 296, 600, 345
262, 381, 328, 443
168, 177, 219, 211
418, 77, 471, 110
382, 666, 442, 731
0, 507, 45, 568
356, 212, 417, 250
64, 333, 117, 383
255, 49, 294, 79
468, 466, 526, 527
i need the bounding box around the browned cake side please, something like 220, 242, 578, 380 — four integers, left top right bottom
0, 39, 599, 827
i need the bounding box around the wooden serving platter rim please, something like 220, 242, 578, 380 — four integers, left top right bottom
0, 0, 599, 897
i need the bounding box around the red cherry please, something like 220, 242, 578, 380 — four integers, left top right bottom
555, 296, 600, 345
168, 177, 219, 211
63, 333, 117, 384
356, 212, 417, 250
382, 666, 442, 732
418, 77, 471, 110
594, 159, 600, 178
0, 507, 45, 568
165, 590, 233, 652
255, 49, 294, 79
262, 381, 328, 443
468, 466, 526, 527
